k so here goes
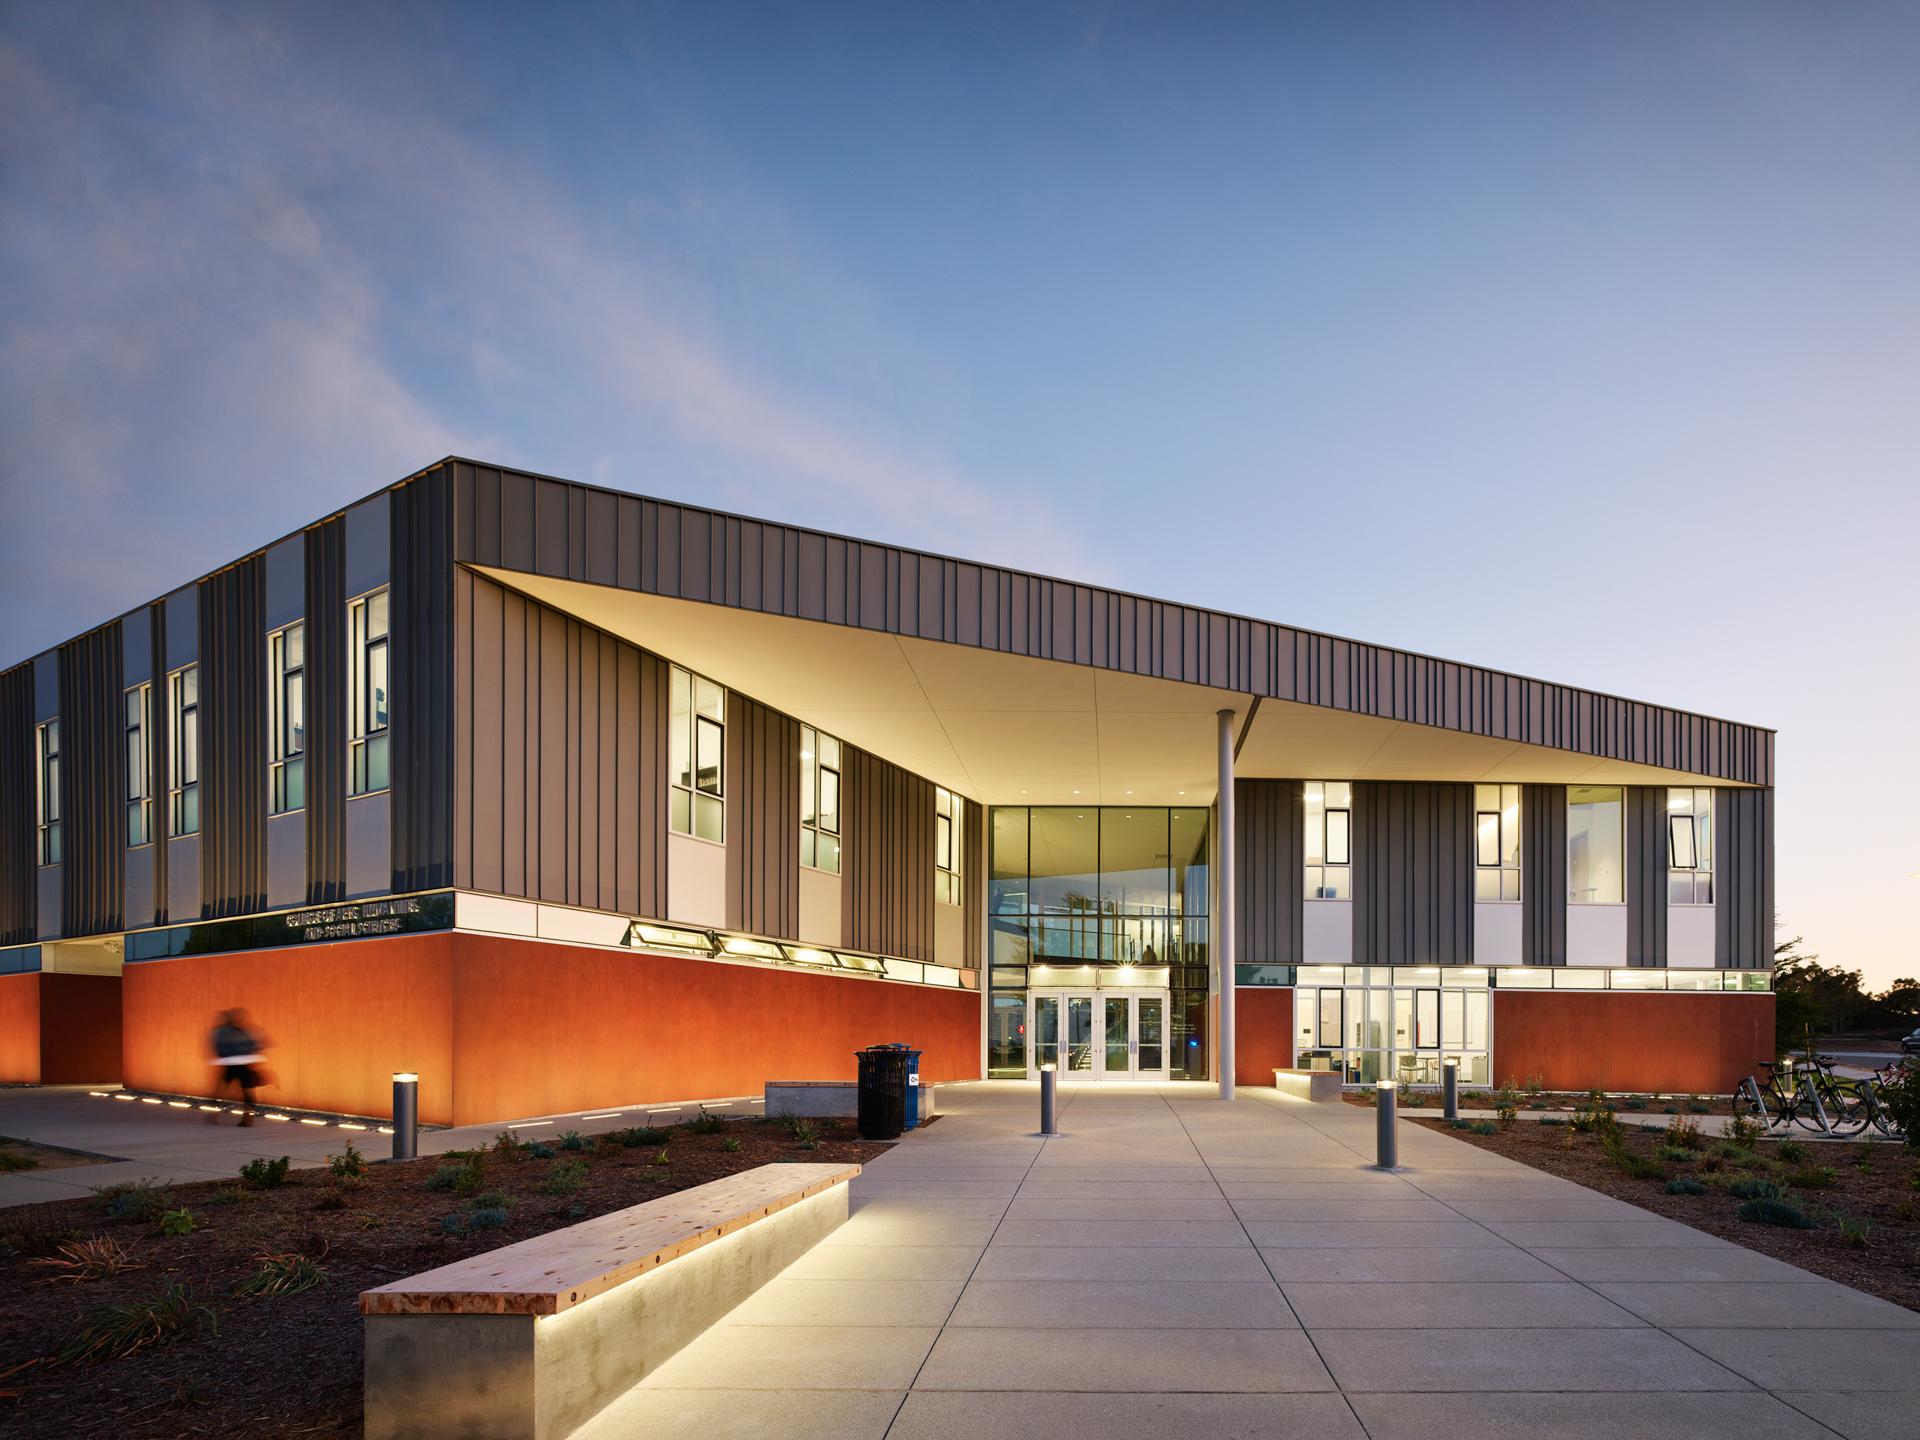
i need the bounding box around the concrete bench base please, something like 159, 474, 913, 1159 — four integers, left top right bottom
1273, 1068, 1344, 1102
363, 1165, 855, 1440
766, 1079, 937, 1121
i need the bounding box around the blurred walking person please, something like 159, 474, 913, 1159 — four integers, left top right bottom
208, 1008, 272, 1125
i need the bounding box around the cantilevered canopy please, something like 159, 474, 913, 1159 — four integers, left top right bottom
479, 566, 1759, 806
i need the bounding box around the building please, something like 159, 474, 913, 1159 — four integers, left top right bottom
0, 459, 1775, 1125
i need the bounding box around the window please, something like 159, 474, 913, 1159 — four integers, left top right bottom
169, 665, 200, 836
268, 622, 306, 814
1473, 783, 1521, 902
669, 664, 724, 841
1567, 784, 1623, 904
348, 590, 389, 796
35, 719, 60, 866
1667, 787, 1714, 905
935, 786, 963, 905
800, 724, 841, 873
1304, 781, 1352, 899
125, 683, 152, 847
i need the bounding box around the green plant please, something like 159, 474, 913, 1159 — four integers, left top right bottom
492, 1131, 528, 1159
95, 1179, 168, 1223
1622, 1095, 1648, 1111
784, 1116, 821, 1144
1521, 1073, 1545, 1103
209, 1185, 247, 1207
1786, 1165, 1837, 1190
1666, 1178, 1707, 1196
0, 1204, 83, 1257
327, 1143, 368, 1182
313, 1188, 347, 1212
1776, 1139, 1807, 1163
1657, 1145, 1694, 1164
557, 1130, 587, 1151
425, 1164, 461, 1192
1571, 1091, 1618, 1136
1663, 1114, 1705, 1151
465, 1190, 514, 1212
1538, 1116, 1567, 1127
32, 1235, 143, 1282
1685, 1094, 1711, 1114
1875, 1060, 1920, 1148
235, 1251, 326, 1297
1469, 1120, 1499, 1136
684, 1109, 728, 1135
1726, 1113, 1762, 1147
425, 1152, 488, 1195
239, 1155, 291, 1190
1448, 1118, 1472, 1130
527, 1141, 556, 1159
1729, 1177, 1781, 1201
1895, 1199, 1917, 1222
1835, 1214, 1873, 1249
1738, 1196, 1814, 1229
54, 1282, 216, 1364
0, 1146, 40, 1173
1711, 1140, 1751, 1161
158, 1208, 196, 1237
467, 1207, 509, 1230
1492, 1081, 1521, 1125
542, 1159, 588, 1195
722, 1137, 742, 1153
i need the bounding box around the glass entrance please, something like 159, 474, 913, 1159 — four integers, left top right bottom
1029, 990, 1169, 1080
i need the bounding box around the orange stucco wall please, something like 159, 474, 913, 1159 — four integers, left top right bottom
1234, 987, 1295, 1086
119, 931, 982, 1126
1494, 989, 1774, 1094
0, 973, 39, 1083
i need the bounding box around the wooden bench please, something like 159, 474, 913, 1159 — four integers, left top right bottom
361, 1162, 859, 1440
1273, 1067, 1344, 1102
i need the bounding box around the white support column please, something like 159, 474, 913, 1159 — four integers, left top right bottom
1217, 708, 1236, 1102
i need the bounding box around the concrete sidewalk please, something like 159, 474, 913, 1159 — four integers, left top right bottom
0, 1084, 763, 1208
584, 1080, 1916, 1440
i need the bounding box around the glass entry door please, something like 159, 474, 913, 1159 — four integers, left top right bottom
1029, 991, 1169, 1080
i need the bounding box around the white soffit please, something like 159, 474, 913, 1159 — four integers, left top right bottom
477, 567, 1749, 802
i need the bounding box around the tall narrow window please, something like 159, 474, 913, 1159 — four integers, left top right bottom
1473, 782, 1520, 901
1567, 785, 1623, 904
800, 724, 842, 874
35, 719, 60, 866
348, 589, 389, 796
669, 664, 725, 841
125, 683, 152, 847
935, 786, 963, 905
1304, 781, 1352, 899
169, 665, 200, 836
269, 621, 306, 814
1667, 787, 1714, 905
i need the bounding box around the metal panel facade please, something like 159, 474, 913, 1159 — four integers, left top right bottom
1626, 786, 1669, 967
842, 746, 936, 962
392, 468, 455, 894
1716, 787, 1775, 969
1352, 781, 1474, 967
57, 623, 124, 936
1234, 779, 1305, 966
304, 518, 348, 905
199, 558, 267, 919
724, 692, 800, 938
0, 665, 36, 944
1522, 783, 1568, 965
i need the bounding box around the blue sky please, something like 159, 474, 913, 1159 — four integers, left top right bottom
2, 2, 1915, 983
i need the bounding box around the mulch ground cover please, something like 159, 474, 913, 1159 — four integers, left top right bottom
1415, 1112, 1920, 1311
0, 1115, 895, 1438
0, 1135, 112, 1174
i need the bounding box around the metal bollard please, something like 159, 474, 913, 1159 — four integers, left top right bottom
391, 1072, 419, 1161
1375, 1080, 1399, 1170
1040, 1063, 1059, 1137
1442, 1059, 1459, 1122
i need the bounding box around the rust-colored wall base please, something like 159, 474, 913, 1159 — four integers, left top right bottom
1234, 988, 1295, 1086
0, 972, 123, 1084
1494, 989, 1775, 1094
120, 932, 981, 1126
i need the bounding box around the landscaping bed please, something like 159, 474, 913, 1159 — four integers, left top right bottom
0, 1114, 891, 1437
0, 1134, 115, 1174
1416, 1110, 1920, 1311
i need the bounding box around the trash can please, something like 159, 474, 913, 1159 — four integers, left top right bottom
855, 1044, 911, 1139
898, 1047, 925, 1130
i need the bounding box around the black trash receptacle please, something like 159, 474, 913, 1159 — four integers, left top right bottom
856, 1045, 911, 1140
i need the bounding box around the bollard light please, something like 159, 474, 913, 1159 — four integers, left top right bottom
1375, 1080, 1399, 1171
391, 1072, 419, 1161
1442, 1059, 1459, 1122
1039, 1063, 1059, 1138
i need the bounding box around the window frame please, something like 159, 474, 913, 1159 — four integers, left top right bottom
934, 785, 964, 906
800, 724, 842, 874
668, 664, 726, 843
1303, 781, 1353, 900
168, 664, 200, 837
347, 588, 390, 798
1472, 782, 1521, 903
268, 620, 307, 815
1566, 784, 1624, 905
125, 682, 152, 848
35, 718, 61, 867
1666, 786, 1714, 906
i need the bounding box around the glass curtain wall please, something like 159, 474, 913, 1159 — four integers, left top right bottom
988, 806, 1209, 1078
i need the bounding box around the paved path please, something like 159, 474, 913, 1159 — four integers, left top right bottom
585, 1080, 1918, 1440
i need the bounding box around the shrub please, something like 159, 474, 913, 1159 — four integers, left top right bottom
327, 1143, 368, 1182
722, 1137, 742, 1153
684, 1109, 728, 1135
467, 1207, 509, 1230
1874, 1060, 1920, 1149
209, 1185, 247, 1206
1729, 1177, 1781, 1201
526, 1141, 556, 1160
466, 1190, 514, 1212
1622, 1095, 1648, 1111
239, 1155, 291, 1190
653, 1147, 672, 1167
492, 1132, 527, 1159
542, 1159, 588, 1195
1666, 1178, 1707, 1196
1776, 1139, 1807, 1163
236, 1252, 326, 1297
1786, 1165, 1837, 1190
32, 1236, 143, 1282
0, 1146, 40, 1173
1836, 1214, 1873, 1249
1664, 1114, 1706, 1151
1738, 1196, 1814, 1229
1492, 1082, 1521, 1125
1469, 1121, 1499, 1136
609, 1126, 669, 1148
158, 1208, 196, 1237
424, 1164, 462, 1192
312, 1188, 347, 1212
1538, 1116, 1567, 1127
557, 1130, 588, 1152
1685, 1095, 1711, 1114
96, 1179, 168, 1223
54, 1282, 216, 1365
1711, 1140, 1751, 1161
784, 1116, 821, 1145
0, 1203, 83, 1258
1571, 1092, 1618, 1136
1657, 1145, 1694, 1164
1448, 1118, 1473, 1130
1726, 1114, 1763, 1147
1521, 1073, 1545, 1103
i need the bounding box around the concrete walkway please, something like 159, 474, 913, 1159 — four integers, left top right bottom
584, 1080, 1918, 1440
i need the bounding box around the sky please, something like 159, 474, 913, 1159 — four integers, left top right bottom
2, 2, 1915, 985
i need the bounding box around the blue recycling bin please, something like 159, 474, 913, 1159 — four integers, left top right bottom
875, 1043, 927, 1129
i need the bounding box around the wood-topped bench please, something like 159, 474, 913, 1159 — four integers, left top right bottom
1273, 1067, 1344, 1102
361, 1162, 860, 1440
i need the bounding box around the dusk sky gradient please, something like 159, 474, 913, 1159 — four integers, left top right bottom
2, 2, 1914, 983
